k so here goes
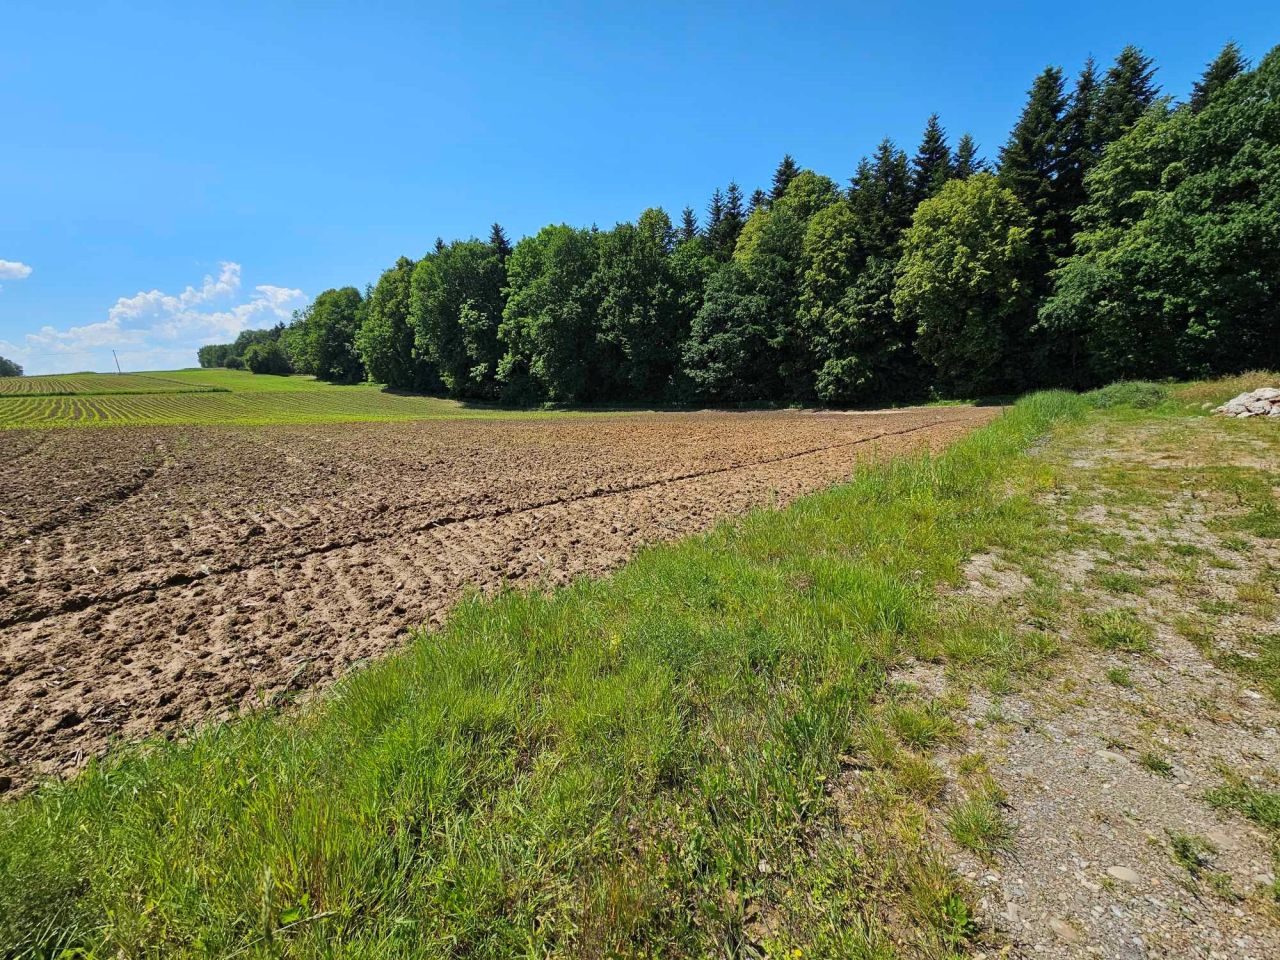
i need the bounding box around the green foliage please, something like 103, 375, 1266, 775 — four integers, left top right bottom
591, 208, 687, 400
411, 239, 506, 398
1083, 381, 1170, 410
911, 113, 953, 202
894, 174, 1034, 395
680, 261, 776, 402
357, 257, 436, 391
1191, 42, 1247, 112
1043, 47, 1280, 382
0, 355, 22, 377
953, 134, 984, 178
241, 339, 293, 376
174, 42, 1278, 407
284, 286, 365, 383
499, 225, 603, 403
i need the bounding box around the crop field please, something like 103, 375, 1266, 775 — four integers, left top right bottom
0, 371, 226, 396
0, 369, 545, 428
0, 404, 993, 789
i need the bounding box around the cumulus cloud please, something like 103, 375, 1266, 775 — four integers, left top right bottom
0, 262, 305, 374
0, 259, 33, 292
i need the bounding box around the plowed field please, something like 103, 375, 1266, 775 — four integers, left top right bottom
0, 406, 995, 789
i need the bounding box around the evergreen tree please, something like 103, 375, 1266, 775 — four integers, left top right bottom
1190, 41, 1246, 111
1056, 58, 1103, 221
910, 113, 952, 201
749, 188, 769, 213
488, 223, 513, 261
849, 139, 914, 255
433, 237, 447, 254
998, 66, 1068, 234
679, 206, 699, 241
705, 188, 725, 247
953, 134, 985, 178
770, 154, 800, 202
1043, 46, 1280, 381
709, 182, 747, 256
1095, 45, 1159, 143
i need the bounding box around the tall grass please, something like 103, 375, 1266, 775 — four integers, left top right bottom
0, 391, 1085, 957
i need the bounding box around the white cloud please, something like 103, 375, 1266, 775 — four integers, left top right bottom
0, 261, 305, 375
0, 260, 33, 281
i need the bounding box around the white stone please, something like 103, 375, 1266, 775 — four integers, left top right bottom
1107, 865, 1142, 884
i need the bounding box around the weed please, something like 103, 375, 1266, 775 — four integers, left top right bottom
1139, 751, 1174, 777
1082, 609, 1154, 652
1095, 570, 1144, 595
1169, 831, 1216, 879
946, 790, 1013, 861
886, 702, 957, 751
1106, 667, 1134, 688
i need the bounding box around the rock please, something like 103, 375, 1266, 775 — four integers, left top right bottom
1050, 917, 1082, 943
1215, 387, 1280, 418
1107, 865, 1142, 884
1205, 830, 1239, 851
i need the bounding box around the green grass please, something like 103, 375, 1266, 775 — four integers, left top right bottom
945, 777, 1012, 861
0, 390, 1086, 957
1081, 608, 1155, 652
0, 368, 569, 428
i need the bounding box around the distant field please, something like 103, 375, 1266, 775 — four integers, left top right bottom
0, 371, 226, 396
0, 368, 541, 428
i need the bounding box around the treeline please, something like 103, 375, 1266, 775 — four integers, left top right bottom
0, 356, 22, 378
202, 41, 1278, 402
195, 326, 291, 375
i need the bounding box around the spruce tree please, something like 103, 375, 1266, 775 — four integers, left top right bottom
708, 182, 747, 255
488, 223, 513, 261
910, 114, 952, 201
705, 188, 725, 239
1095, 45, 1159, 143
998, 66, 1068, 239
770, 154, 800, 202
998, 66, 1069, 383
1190, 41, 1246, 111
679, 206, 699, 242
849, 139, 913, 255
1056, 58, 1103, 228
952, 134, 985, 178
749, 188, 769, 213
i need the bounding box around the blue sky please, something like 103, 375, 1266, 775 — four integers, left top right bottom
2, 1, 1276, 374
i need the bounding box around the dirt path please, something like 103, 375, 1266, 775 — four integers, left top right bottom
935, 415, 1280, 958
0, 407, 994, 791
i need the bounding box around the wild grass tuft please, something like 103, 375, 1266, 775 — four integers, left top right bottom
1082, 608, 1154, 652
945, 776, 1013, 862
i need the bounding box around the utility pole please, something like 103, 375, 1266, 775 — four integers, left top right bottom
112, 349, 122, 374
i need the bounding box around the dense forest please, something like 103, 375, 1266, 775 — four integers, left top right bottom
201, 42, 1279, 404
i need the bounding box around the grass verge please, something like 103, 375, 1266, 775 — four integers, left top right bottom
0, 392, 1086, 957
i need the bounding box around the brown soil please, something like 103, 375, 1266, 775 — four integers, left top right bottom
0, 407, 994, 791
